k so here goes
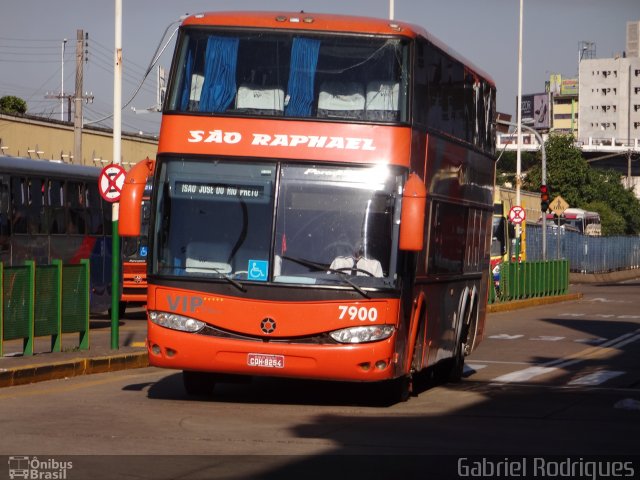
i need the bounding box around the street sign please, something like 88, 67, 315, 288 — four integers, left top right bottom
98, 163, 127, 202
550, 195, 569, 216
508, 205, 526, 224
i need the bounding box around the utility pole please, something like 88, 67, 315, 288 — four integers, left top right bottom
73, 29, 95, 164
61, 39, 66, 121
45, 30, 93, 163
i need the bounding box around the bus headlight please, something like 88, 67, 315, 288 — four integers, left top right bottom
329, 325, 395, 344
149, 311, 206, 333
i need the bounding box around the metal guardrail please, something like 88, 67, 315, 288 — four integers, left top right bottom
489, 259, 569, 304
526, 224, 640, 273
0, 259, 89, 356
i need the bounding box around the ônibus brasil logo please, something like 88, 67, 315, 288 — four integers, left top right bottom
8, 456, 73, 479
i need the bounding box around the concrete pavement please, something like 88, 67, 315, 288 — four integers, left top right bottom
0, 309, 149, 388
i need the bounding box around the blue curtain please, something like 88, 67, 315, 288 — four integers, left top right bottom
285, 37, 321, 117
200, 36, 239, 113
179, 49, 194, 111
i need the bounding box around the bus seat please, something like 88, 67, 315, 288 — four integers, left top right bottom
329, 256, 383, 277
365, 81, 399, 121
185, 242, 232, 274
235, 84, 285, 115
317, 81, 365, 119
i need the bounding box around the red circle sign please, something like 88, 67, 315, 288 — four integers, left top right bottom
508, 205, 526, 224
98, 163, 127, 202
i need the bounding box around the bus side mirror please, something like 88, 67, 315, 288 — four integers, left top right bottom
508, 222, 516, 239
399, 173, 427, 251
119, 158, 155, 237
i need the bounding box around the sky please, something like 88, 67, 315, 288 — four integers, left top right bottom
1, 0, 639, 137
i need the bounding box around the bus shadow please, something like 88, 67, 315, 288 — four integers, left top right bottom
146, 371, 441, 408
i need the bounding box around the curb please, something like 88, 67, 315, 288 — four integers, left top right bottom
487, 293, 583, 313
0, 350, 149, 388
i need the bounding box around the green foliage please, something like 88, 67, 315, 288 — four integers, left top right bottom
519, 133, 640, 235
581, 201, 625, 236
0, 95, 27, 114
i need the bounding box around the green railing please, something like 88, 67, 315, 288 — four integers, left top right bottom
0, 259, 89, 356
489, 259, 569, 304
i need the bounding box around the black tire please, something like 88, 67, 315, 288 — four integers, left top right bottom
182, 370, 216, 397
375, 376, 412, 406
108, 301, 127, 319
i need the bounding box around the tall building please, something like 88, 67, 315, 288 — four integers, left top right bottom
549, 74, 579, 136
627, 20, 640, 58
578, 56, 640, 144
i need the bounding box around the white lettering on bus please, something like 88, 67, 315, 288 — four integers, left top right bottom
187, 130, 242, 144
189, 130, 376, 151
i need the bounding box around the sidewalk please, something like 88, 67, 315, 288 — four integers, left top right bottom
0, 286, 587, 389
0, 308, 149, 388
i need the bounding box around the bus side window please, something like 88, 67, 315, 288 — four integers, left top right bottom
66, 182, 88, 234
0, 178, 9, 254
87, 184, 104, 234
27, 177, 46, 234
10, 177, 27, 234
47, 180, 65, 234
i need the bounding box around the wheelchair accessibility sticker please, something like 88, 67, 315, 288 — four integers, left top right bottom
248, 260, 268, 281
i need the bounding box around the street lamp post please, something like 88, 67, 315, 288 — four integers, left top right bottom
516, 0, 524, 216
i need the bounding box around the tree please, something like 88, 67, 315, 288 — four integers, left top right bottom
522, 133, 640, 235
582, 201, 625, 236
0, 95, 27, 114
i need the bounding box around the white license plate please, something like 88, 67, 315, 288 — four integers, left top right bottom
247, 353, 285, 369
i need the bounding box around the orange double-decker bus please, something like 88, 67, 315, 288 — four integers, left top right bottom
120, 11, 496, 401
119, 159, 155, 316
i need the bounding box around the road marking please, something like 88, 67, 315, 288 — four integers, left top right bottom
463, 364, 487, 377
491, 366, 557, 384
529, 336, 565, 341
588, 297, 630, 304
560, 312, 640, 319
489, 334, 524, 340
574, 337, 607, 345
468, 360, 532, 365
486, 329, 640, 385
130, 341, 147, 348
568, 370, 624, 386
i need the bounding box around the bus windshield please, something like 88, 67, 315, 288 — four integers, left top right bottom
153, 159, 402, 289
165, 28, 409, 122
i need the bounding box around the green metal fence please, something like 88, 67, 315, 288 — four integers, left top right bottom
0, 259, 89, 356
488, 259, 569, 304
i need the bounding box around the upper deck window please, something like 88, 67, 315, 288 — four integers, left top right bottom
165, 28, 409, 123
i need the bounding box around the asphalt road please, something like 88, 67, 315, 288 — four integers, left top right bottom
0, 280, 638, 479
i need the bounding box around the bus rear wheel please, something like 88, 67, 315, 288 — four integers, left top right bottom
182, 371, 216, 397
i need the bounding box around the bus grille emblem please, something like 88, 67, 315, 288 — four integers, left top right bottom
260, 318, 276, 334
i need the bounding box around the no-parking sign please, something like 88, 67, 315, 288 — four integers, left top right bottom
508, 205, 526, 225
98, 163, 127, 202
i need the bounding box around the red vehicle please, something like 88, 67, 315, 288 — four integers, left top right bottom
119, 11, 497, 401
119, 159, 155, 316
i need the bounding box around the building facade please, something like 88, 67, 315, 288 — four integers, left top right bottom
0, 113, 157, 168
578, 56, 640, 146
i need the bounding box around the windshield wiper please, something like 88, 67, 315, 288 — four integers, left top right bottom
281, 255, 370, 299
213, 268, 246, 292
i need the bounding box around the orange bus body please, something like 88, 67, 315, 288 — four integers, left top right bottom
120, 159, 155, 311
120, 12, 497, 398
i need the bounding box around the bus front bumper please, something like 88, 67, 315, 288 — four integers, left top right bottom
147, 322, 400, 382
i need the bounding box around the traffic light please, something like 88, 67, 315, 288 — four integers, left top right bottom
540, 184, 550, 212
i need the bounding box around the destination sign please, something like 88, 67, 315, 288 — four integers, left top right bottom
175, 181, 266, 201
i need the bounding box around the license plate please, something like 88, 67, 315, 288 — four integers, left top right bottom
247, 353, 285, 369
